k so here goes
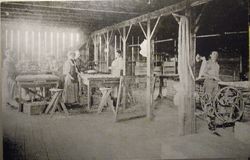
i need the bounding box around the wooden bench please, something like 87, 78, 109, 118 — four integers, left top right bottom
45, 88, 69, 117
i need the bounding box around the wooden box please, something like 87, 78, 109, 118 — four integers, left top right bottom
163, 61, 177, 74
23, 101, 47, 115
135, 62, 147, 76
92, 94, 101, 105
79, 96, 88, 105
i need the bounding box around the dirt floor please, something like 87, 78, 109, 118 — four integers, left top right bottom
3, 96, 250, 160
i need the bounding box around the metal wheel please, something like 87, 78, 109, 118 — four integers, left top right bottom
200, 93, 212, 112
204, 102, 215, 117
213, 87, 244, 123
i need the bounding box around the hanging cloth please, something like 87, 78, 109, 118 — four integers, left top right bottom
139, 39, 147, 57
172, 13, 195, 135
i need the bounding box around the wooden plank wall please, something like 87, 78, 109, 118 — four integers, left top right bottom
1, 20, 88, 65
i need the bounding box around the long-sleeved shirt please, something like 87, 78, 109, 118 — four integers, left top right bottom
203, 59, 220, 80
111, 57, 124, 76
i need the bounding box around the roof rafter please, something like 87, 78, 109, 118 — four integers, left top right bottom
0, 10, 119, 22
91, 0, 212, 36
4, 2, 139, 15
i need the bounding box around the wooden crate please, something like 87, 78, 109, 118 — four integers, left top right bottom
135, 62, 147, 76
79, 96, 88, 105
163, 61, 177, 74
23, 101, 47, 115
92, 94, 101, 105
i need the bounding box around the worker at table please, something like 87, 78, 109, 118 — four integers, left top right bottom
110, 50, 124, 106
201, 51, 221, 97
2, 49, 19, 108
198, 51, 220, 133
75, 50, 86, 97
63, 51, 79, 104
75, 50, 85, 73
111, 50, 124, 76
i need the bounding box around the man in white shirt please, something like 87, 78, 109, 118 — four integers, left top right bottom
110, 50, 124, 107
111, 50, 124, 76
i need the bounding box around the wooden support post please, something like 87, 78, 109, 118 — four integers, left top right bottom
174, 40, 177, 53
122, 27, 127, 110
37, 31, 40, 65
132, 36, 135, 76
106, 31, 109, 72
114, 35, 117, 53
119, 35, 122, 50
249, 26, 250, 80
99, 35, 102, 72
116, 25, 133, 110
179, 0, 196, 135
93, 35, 98, 65
146, 18, 154, 120
137, 36, 140, 62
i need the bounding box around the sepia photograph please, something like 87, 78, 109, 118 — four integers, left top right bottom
1, 0, 250, 159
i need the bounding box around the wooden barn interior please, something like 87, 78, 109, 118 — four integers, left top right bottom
1, 0, 250, 159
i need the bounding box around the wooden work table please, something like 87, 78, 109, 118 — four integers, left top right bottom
218, 81, 250, 89
154, 74, 179, 99
16, 74, 60, 111
79, 73, 120, 110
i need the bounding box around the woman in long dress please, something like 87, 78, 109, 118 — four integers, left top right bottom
2, 49, 18, 108
63, 51, 79, 104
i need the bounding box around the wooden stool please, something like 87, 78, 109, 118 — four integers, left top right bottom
45, 88, 69, 117
98, 87, 115, 114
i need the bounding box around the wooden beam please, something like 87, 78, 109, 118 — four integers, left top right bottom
137, 36, 140, 62
194, 31, 247, 38
108, 30, 113, 42
4, 2, 139, 15
224, 31, 247, 35
194, 2, 209, 34
128, 44, 140, 47
125, 24, 133, 41
17, 30, 20, 60
117, 28, 122, 39
1, 15, 91, 25
146, 18, 153, 120
119, 36, 122, 50
92, 35, 98, 63
178, 0, 196, 136
1, 17, 88, 29
1, 6, 135, 20
131, 36, 135, 76
150, 16, 161, 39
122, 27, 127, 75
103, 32, 107, 42
91, 0, 212, 36
195, 34, 221, 38
114, 35, 117, 53
99, 35, 102, 72
122, 27, 127, 110
249, 26, 250, 80
154, 38, 174, 43
139, 22, 147, 39
106, 31, 109, 71
0, 10, 108, 22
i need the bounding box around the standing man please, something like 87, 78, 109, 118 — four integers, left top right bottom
200, 51, 220, 133
110, 50, 124, 106
111, 50, 124, 76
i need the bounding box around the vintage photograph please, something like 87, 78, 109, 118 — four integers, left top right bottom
1, 0, 250, 159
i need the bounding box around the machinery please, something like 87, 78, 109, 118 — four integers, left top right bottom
196, 79, 249, 127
